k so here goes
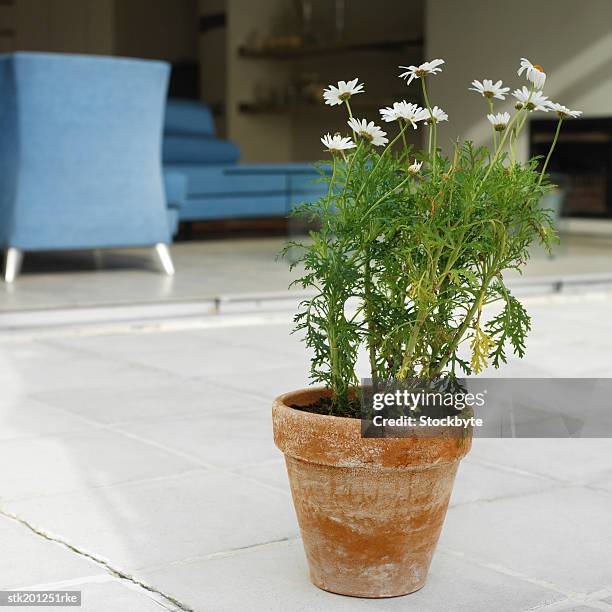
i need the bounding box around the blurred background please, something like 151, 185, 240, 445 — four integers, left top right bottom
0, 0, 611, 312
1, 4, 611, 610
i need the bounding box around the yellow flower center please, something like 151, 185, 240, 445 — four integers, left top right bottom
533, 64, 544, 73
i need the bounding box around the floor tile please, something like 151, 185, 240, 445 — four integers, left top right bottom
468, 438, 612, 485
441, 486, 612, 593
208, 366, 312, 402
4, 471, 299, 571
0, 396, 91, 441
233, 459, 289, 491
0, 342, 177, 395
0, 514, 101, 590
117, 409, 277, 470
0, 428, 197, 501
449, 456, 560, 506
33, 379, 266, 426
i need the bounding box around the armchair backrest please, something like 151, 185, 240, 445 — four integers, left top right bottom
0, 52, 171, 250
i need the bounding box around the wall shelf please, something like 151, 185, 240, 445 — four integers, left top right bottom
238, 99, 409, 115
238, 37, 423, 60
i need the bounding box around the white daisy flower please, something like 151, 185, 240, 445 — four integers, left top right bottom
407, 160, 423, 174
469, 79, 510, 100
517, 58, 546, 90
546, 102, 583, 119
347, 118, 388, 146
323, 78, 365, 106
423, 106, 448, 124
321, 133, 356, 153
399, 59, 445, 86
379, 105, 400, 123
487, 112, 511, 132
512, 86, 550, 111
379, 101, 426, 128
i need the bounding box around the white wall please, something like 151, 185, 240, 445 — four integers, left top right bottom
426, 0, 612, 158
225, 0, 293, 162
225, 0, 424, 162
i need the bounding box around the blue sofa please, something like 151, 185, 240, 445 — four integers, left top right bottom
163, 99, 327, 222
0, 52, 176, 282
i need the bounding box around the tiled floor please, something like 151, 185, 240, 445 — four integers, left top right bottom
0, 292, 611, 610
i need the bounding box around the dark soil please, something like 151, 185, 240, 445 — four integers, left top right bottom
291, 397, 362, 419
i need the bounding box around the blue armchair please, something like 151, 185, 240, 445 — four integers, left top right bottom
0, 52, 176, 282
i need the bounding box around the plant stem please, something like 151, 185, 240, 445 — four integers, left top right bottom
428, 274, 492, 379
364, 245, 377, 379
355, 122, 409, 201
538, 118, 563, 186
480, 86, 534, 186
363, 173, 412, 217
326, 156, 338, 209
344, 99, 353, 119
487, 98, 498, 148
421, 78, 436, 171
400, 119, 409, 159
341, 141, 363, 207
429, 224, 506, 378
397, 310, 427, 379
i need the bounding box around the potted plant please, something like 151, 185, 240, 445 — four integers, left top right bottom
274, 58, 581, 598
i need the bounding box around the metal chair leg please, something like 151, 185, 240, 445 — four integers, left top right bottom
3, 248, 23, 283
154, 243, 175, 276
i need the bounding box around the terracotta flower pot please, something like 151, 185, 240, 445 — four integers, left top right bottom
272, 387, 472, 598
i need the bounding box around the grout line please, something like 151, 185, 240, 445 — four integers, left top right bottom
136, 536, 301, 574
439, 545, 574, 598
0, 508, 193, 612
526, 589, 612, 611
444, 548, 612, 612
96, 403, 271, 429
100, 423, 291, 498
467, 456, 573, 485
230, 456, 285, 471
2, 468, 209, 505
585, 603, 612, 611
584, 483, 612, 497
449, 484, 572, 509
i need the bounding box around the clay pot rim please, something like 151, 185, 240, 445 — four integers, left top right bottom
275, 385, 473, 430
273, 386, 473, 469
275, 386, 358, 424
